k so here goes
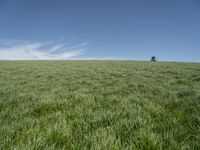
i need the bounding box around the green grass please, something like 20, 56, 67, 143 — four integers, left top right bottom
0, 61, 200, 149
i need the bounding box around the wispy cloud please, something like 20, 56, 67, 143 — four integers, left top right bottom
0, 39, 87, 60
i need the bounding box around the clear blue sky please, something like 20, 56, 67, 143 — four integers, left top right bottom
0, 0, 200, 61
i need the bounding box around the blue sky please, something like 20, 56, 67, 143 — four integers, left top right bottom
0, 0, 200, 61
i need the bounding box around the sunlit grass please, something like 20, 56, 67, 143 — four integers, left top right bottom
0, 61, 200, 149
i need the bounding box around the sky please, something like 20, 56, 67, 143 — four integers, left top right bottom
0, 0, 200, 61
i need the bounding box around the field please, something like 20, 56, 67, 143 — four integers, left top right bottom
0, 61, 200, 149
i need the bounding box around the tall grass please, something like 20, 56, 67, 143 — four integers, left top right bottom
0, 61, 200, 149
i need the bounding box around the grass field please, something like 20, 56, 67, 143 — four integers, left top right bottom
0, 61, 200, 149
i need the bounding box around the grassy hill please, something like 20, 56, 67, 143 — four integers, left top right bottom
0, 61, 200, 149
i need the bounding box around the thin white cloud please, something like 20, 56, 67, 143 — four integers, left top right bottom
0, 40, 87, 60
49, 44, 64, 52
